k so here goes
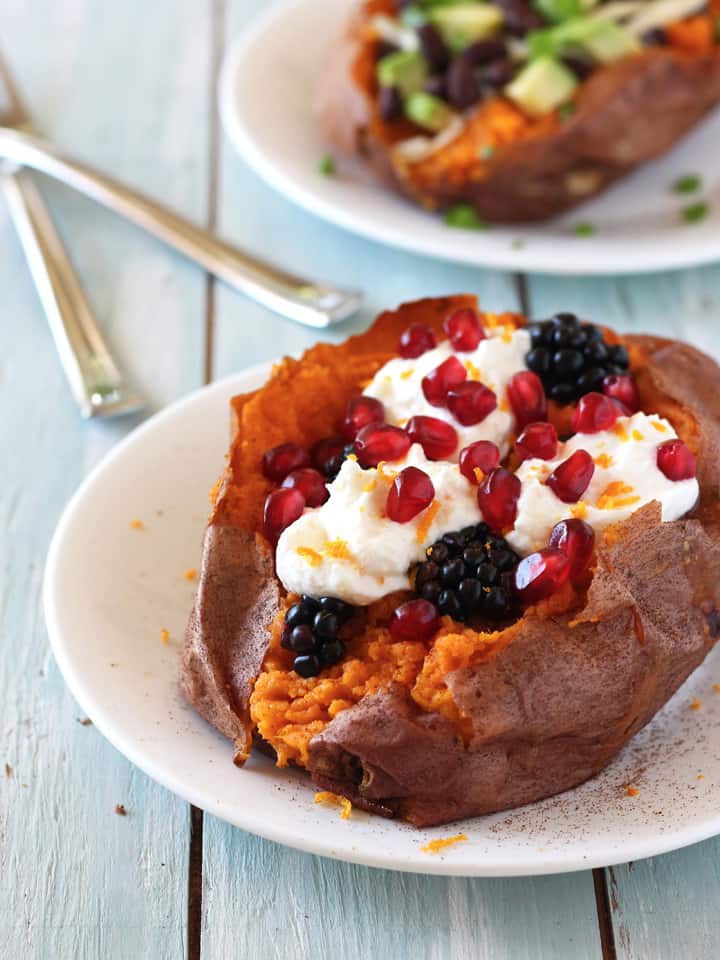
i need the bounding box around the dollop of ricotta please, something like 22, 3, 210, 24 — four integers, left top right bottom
507, 412, 699, 556
275, 445, 482, 605
364, 325, 531, 460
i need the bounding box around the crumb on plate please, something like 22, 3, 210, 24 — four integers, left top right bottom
314, 790, 352, 820
421, 833, 468, 854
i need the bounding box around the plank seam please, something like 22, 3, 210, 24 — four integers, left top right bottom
188, 1, 225, 956
593, 868, 618, 960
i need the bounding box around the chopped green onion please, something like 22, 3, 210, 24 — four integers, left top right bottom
444, 204, 489, 230
318, 154, 336, 177
672, 174, 701, 195
574, 222, 596, 237
479, 144, 496, 160
533, 0, 583, 24
558, 101, 576, 122
511, 238, 526, 250
682, 202, 708, 224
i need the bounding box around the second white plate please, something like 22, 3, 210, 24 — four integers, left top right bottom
219, 0, 720, 276
44, 364, 720, 877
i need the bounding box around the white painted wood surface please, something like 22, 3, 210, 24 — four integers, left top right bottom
2, 0, 720, 956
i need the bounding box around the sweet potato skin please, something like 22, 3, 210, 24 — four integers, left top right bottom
316, 7, 720, 222
181, 298, 720, 826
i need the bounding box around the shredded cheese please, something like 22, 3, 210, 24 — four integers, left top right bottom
314, 791, 352, 819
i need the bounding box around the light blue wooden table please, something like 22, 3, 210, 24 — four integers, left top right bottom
2, 1, 719, 957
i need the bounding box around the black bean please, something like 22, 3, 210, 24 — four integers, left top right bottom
462, 40, 507, 66
424, 74, 447, 100
494, 0, 544, 35
378, 85, 404, 122
479, 59, 515, 89
562, 56, 593, 81
462, 545, 486, 568
446, 57, 480, 110
642, 27, 666, 45
417, 23, 450, 71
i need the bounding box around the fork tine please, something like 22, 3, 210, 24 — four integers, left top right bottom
0, 49, 28, 128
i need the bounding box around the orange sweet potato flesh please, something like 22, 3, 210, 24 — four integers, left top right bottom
182, 297, 720, 826
315, 3, 720, 222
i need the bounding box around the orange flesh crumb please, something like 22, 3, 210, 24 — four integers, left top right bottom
421, 834, 468, 854
130, 519, 144, 530
315, 791, 352, 819
690, 697, 702, 711
626, 786, 640, 797
160, 628, 170, 645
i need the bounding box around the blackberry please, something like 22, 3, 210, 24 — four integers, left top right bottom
525, 313, 630, 405
282, 595, 354, 676
312, 438, 356, 482
417, 523, 520, 623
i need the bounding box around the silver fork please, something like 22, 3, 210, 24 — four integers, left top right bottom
0, 105, 362, 332
0, 56, 144, 419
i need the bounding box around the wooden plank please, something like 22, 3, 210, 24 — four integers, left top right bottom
608, 842, 720, 959
201, 4, 601, 957
525, 264, 720, 959
200, 825, 601, 960
0, 0, 212, 956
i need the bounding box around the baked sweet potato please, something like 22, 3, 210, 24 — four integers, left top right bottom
315, 0, 720, 222
181, 297, 720, 827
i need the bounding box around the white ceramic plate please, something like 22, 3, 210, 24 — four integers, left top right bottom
219, 0, 720, 276
45, 364, 720, 877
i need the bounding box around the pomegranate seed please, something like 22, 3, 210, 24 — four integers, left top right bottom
355, 423, 411, 468
446, 381, 497, 426
514, 548, 570, 605
422, 355, 466, 407
459, 440, 500, 484
602, 373, 640, 413
386, 466, 435, 523
406, 415, 458, 460
343, 395, 385, 440
281, 468, 329, 507
549, 518, 595, 579
477, 467, 521, 533
657, 439, 697, 481
443, 308, 485, 352
390, 598, 440, 642
515, 422, 558, 462
399, 324, 437, 359
312, 436, 346, 478
546, 449, 594, 503
262, 443, 310, 482
507, 371, 547, 428
571, 392, 622, 434
263, 488, 306, 545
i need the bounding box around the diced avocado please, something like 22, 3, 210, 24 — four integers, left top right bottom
505, 57, 578, 118
404, 91, 454, 132
377, 50, 429, 98
429, 3, 503, 53
580, 21, 640, 63
527, 16, 639, 63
